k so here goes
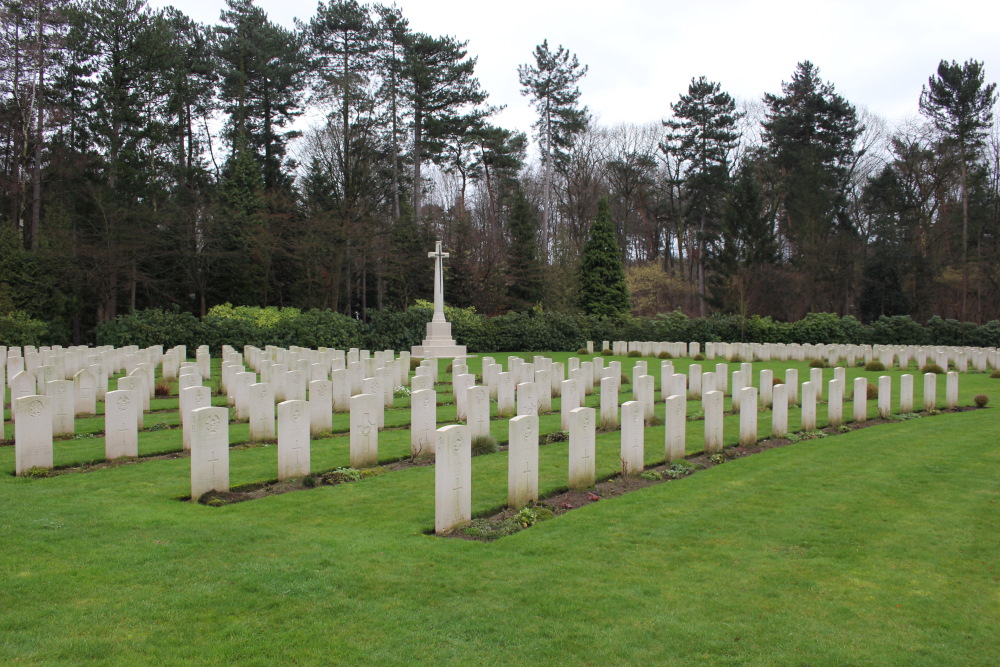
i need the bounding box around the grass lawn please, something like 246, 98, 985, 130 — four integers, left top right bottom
0, 352, 997, 664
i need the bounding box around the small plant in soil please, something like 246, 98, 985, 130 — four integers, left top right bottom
837, 424, 852, 433
515, 506, 538, 527
545, 431, 569, 444
664, 461, 696, 478
974, 394, 989, 408
639, 470, 662, 481
471, 436, 498, 456
393, 385, 411, 398
155, 380, 171, 397
302, 474, 317, 488
22, 466, 51, 478
147, 422, 171, 432
322, 467, 362, 484
866, 382, 879, 399
686, 411, 705, 421
708, 453, 726, 465
865, 360, 886, 372
619, 374, 631, 385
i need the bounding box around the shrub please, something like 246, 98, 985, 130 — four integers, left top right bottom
619, 374, 631, 385
639, 470, 662, 481
991, 370, 1000, 379
627, 350, 641, 358
409, 358, 421, 371
471, 436, 498, 456
601, 348, 613, 356
974, 394, 989, 408
0, 311, 49, 346
867, 382, 878, 399
576, 348, 589, 355
772, 376, 784, 385
545, 431, 569, 444
692, 353, 705, 361
515, 506, 538, 527
809, 359, 825, 368
322, 467, 362, 484
921, 363, 944, 374
664, 461, 696, 478
864, 360, 885, 372
302, 474, 317, 488
154, 380, 171, 397
658, 351, 672, 359
729, 355, 744, 363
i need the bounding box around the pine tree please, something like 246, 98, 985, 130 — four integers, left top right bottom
663, 75, 743, 315
578, 197, 629, 317
919, 59, 997, 321
518, 40, 588, 259
506, 184, 542, 310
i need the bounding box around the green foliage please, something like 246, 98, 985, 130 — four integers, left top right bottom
601, 348, 613, 356
471, 436, 498, 457
657, 351, 672, 359
921, 363, 945, 374
692, 353, 705, 361
576, 348, 589, 355
21, 466, 51, 478
990, 371, 1000, 379
627, 350, 641, 358
867, 383, 879, 400
322, 467, 362, 484
865, 361, 886, 372
544, 431, 569, 444
974, 394, 989, 408
0, 311, 49, 346
708, 453, 726, 465
809, 359, 826, 368
639, 470, 662, 481
579, 197, 629, 317
302, 474, 317, 489
664, 460, 696, 478
515, 506, 538, 528
729, 355, 744, 363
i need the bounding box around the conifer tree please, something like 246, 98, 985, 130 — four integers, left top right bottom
578, 197, 629, 317
506, 184, 542, 310
920, 59, 997, 321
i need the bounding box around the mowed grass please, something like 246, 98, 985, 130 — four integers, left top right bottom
0, 353, 998, 665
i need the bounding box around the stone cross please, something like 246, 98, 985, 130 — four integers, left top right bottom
428, 240, 450, 323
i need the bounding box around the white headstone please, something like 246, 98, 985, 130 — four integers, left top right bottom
620, 400, 644, 476
600, 375, 619, 430
739, 386, 758, 445
182, 385, 212, 450
73, 368, 97, 417
411, 388, 437, 458
785, 369, 799, 405
853, 377, 868, 423
801, 381, 817, 431
923, 373, 937, 411
104, 389, 138, 459
435, 424, 471, 535
277, 400, 311, 480
900, 374, 914, 413
516, 381, 538, 417
569, 407, 596, 489
508, 414, 539, 509
945, 371, 958, 409
827, 379, 843, 427
704, 390, 724, 454
664, 394, 685, 462
308, 380, 333, 436
248, 383, 275, 442
349, 393, 379, 467
190, 406, 229, 499
15, 395, 52, 475
46, 379, 75, 437
771, 385, 788, 437
560, 379, 579, 430
497, 372, 516, 418
878, 375, 892, 418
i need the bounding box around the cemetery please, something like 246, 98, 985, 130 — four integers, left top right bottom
1, 330, 997, 663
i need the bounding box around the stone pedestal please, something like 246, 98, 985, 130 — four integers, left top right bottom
411, 320, 467, 359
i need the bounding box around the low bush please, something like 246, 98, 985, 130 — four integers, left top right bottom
627, 350, 642, 358
692, 353, 705, 361
658, 351, 672, 359
601, 348, 613, 356
991, 370, 1000, 379
729, 355, 744, 363
867, 382, 878, 399
865, 360, 885, 371
471, 436, 498, 456
576, 348, 589, 355
809, 359, 826, 368
974, 394, 989, 408
921, 363, 945, 374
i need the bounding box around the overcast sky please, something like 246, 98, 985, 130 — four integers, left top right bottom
148, 0, 1000, 137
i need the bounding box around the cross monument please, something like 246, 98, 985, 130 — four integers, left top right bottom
412, 240, 468, 359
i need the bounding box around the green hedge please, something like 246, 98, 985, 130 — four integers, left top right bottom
92, 306, 1000, 353
0, 311, 49, 346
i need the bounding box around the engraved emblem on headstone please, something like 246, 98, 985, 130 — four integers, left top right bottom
207, 414, 221, 433
28, 399, 43, 418
117, 395, 130, 410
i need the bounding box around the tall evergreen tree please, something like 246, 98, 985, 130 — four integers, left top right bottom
404, 31, 488, 223
663, 75, 742, 315
518, 40, 588, 259
215, 0, 307, 191
506, 183, 542, 310
578, 196, 629, 316
919, 58, 997, 321
763, 61, 861, 312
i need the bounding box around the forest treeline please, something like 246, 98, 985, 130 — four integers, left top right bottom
0, 0, 998, 344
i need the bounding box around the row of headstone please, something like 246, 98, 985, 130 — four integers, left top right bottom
434, 369, 963, 533
593, 339, 998, 371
